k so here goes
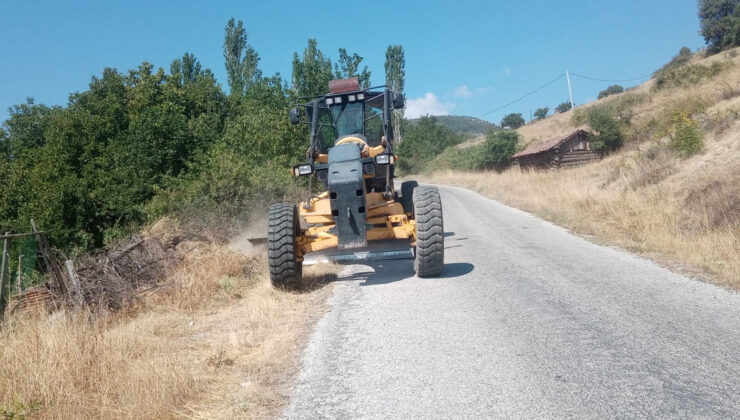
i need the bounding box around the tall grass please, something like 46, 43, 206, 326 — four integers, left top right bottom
0, 235, 337, 419
421, 145, 740, 288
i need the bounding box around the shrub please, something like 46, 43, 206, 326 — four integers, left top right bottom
555, 101, 572, 113
655, 47, 693, 77
586, 108, 624, 152
668, 110, 704, 158
500, 113, 525, 129
597, 84, 624, 99
533, 107, 549, 120
480, 130, 520, 171
397, 116, 463, 173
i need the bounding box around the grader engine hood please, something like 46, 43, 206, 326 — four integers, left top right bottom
327, 143, 368, 249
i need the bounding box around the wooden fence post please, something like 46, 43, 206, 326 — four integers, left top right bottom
31, 220, 72, 301
0, 233, 10, 320
65, 260, 84, 305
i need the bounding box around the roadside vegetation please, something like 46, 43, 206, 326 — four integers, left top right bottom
0, 18, 406, 418
421, 47, 740, 288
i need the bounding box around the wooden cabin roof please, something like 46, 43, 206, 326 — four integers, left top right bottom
512, 129, 590, 159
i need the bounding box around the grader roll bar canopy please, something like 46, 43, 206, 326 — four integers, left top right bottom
265, 76, 444, 288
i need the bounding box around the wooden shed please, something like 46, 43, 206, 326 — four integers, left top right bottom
512, 129, 601, 170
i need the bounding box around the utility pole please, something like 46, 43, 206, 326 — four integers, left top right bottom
566, 70, 575, 110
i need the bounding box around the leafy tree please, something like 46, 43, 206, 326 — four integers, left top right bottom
397, 116, 462, 173
385, 45, 406, 145
223, 18, 261, 96
291, 39, 333, 98
555, 101, 572, 113
480, 130, 519, 171
500, 113, 525, 129
334, 48, 371, 88
533, 107, 549, 120
597, 84, 624, 99
698, 0, 740, 53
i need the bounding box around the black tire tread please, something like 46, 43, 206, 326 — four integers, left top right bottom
413, 186, 444, 277
400, 181, 419, 217
267, 203, 302, 288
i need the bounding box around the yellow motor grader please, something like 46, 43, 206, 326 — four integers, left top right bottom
268, 77, 443, 287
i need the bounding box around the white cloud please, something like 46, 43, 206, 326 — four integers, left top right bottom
453, 85, 491, 98
405, 93, 456, 118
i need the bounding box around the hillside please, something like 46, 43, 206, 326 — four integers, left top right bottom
421, 47, 740, 288
407, 115, 496, 136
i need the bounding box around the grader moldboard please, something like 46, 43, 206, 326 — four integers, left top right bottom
267, 77, 443, 288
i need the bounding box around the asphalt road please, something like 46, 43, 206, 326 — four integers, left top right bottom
283, 185, 740, 419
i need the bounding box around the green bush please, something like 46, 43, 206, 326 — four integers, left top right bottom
429, 130, 519, 172
597, 84, 624, 99
668, 110, 704, 158
397, 116, 463, 173
500, 113, 525, 129
586, 108, 623, 152
555, 101, 572, 114
533, 107, 549, 120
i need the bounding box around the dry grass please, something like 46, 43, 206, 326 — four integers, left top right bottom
421, 120, 740, 288
422, 48, 740, 289
0, 232, 338, 419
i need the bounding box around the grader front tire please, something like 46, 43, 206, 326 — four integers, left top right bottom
413, 186, 444, 277
267, 203, 303, 288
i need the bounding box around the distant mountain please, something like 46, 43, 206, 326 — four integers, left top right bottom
406, 115, 497, 136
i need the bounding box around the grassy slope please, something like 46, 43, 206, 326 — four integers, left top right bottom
0, 220, 338, 419
422, 48, 740, 288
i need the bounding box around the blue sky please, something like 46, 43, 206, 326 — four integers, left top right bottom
0, 0, 704, 125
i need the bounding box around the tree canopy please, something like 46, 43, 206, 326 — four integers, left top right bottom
500, 113, 525, 129
597, 85, 624, 99
698, 0, 740, 53
533, 107, 549, 121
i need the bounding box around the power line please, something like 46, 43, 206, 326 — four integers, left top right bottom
568, 71, 654, 83
479, 73, 565, 117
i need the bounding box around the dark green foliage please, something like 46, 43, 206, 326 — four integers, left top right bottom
223, 18, 261, 96
384, 45, 405, 94
334, 48, 371, 88
405, 115, 496, 136
480, 130, 519, 171
555, 101, 572, 113
500, 113, 525, 129
397, 116, 463, 173
385, 45, 406, 145
533, 107, 549, 120
597, 85, 624, 99
698, 0, 740, 53
430, 130, 519, 172
586, 108, 623, 152
0, 21, 404, 253
291, 39, 333, 98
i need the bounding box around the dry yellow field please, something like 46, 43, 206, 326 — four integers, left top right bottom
0, 234, 337, 419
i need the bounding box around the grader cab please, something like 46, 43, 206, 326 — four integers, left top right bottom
267, 77, 444, 287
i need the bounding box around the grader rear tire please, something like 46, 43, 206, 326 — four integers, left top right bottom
413, 186, 444, 277
267, 203, 302, 288
400, 180, 419, 217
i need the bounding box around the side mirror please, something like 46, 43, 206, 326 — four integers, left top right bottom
392, 92, 405, 110
289, 107, 301, 125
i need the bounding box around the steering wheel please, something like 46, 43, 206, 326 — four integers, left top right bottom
335, 136, 368, 148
